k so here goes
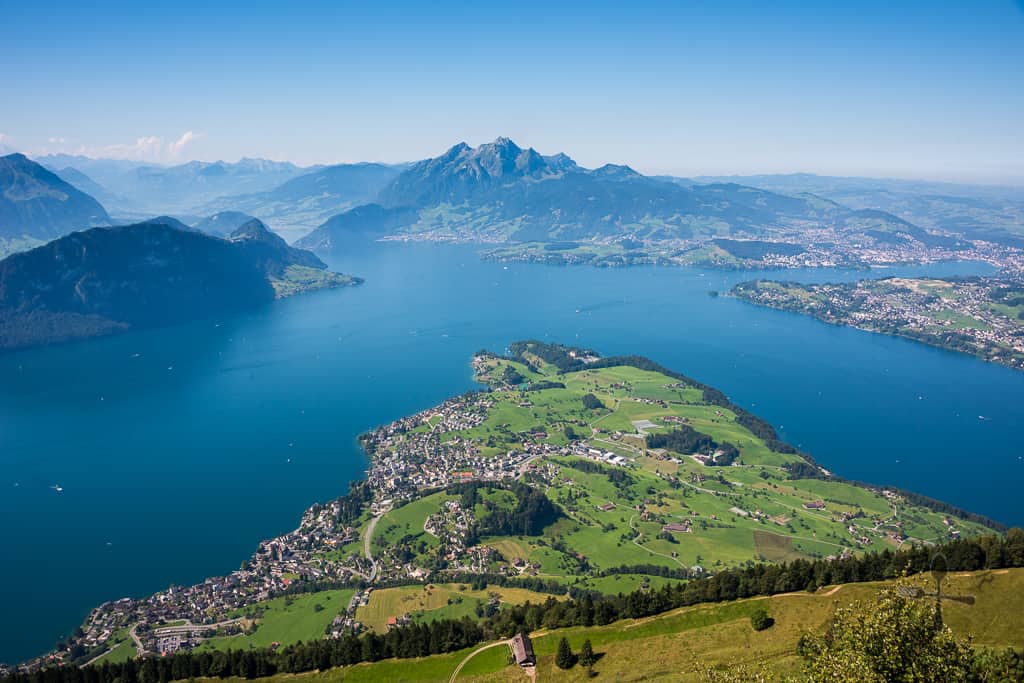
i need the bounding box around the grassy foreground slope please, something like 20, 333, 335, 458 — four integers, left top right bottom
193, 568, 1024, 682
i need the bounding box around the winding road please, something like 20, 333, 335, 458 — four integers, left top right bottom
448, 639, 511, 683
627, 514, 689, 569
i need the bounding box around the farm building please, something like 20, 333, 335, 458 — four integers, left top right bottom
510, 632, 536, 667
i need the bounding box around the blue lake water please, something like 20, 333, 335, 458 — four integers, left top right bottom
1, 243, 1022, 663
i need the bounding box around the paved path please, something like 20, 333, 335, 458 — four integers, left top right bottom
83, 640, 127, 666
151, 617, 247, 636
129, 624, 145, 656
448, 639, 510, 683
364, 511, 386, 582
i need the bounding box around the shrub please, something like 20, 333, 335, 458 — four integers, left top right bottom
750, 607, 774, 631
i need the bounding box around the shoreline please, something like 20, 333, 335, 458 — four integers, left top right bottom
13, 343, 1010, 671
729, 276, 1024, 372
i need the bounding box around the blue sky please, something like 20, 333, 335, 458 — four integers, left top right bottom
1, 0, 1022, 183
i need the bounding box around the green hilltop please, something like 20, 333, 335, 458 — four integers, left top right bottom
356, 340, 997, 588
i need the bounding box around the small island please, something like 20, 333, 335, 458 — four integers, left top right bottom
16, 341, 1005, 673
731, 277, 1024, 370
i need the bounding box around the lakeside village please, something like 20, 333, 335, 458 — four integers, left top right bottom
745, 224, 1024, 274
479, 229, 1024, 274
733, 276, 1024, 370
15, 354, 957, 674
17, 381, 593, 672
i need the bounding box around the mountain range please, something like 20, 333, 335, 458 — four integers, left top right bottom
0, 154, 111, 250
7, 138, 1014, 262
38, 155, 310, 217
297, 137, 932, 257
197, 162, 404, 240
0, 217, 357, 352
192, 211, 260, 237
693, 172, 1024, 247
37, 155, 406, 240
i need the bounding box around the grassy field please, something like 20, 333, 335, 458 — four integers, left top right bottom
752, 530, 801, 563
91, 638, 137, 665
373, 493, 454, 554
194, 568, 1024, 683
196, 589, 354, 652
356, 583, 563, 633
270, 265, 358, 298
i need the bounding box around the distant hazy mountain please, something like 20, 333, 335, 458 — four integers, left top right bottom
295, 204, 420, 254
199, 162, 404, 238
50, 166, 123, 208
39, 155, 310, 215
301, 138, 922, 257
694, 173, 1024, 245
0, 153, 111, 245
589, 163, 642, 181
0, 217, 356, 351
192, 211, 258, 237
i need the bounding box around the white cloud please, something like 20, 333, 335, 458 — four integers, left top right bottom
168, 130, 196, 158
48, 136, 66, 144
72, 131, 200, 163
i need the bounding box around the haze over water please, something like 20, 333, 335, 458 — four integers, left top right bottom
1, 243, 1021, 663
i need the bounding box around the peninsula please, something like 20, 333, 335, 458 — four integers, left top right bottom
479, 235, 1020, 272
731, 277, 1024, 371
12, 341, 1005, 674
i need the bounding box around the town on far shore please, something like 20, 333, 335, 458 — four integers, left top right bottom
731, 276, 1024, 371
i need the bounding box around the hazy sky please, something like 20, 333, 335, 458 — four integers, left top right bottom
1, 0, 1022, 183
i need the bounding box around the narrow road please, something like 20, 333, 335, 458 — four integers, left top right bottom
627, 514, 688, 569
588, 398, 620, 431
364, 511, 385, 582
448, 639, 510, 683
150, 617, 247, 636
83, 641, 126, 666
129, 624, 145, 656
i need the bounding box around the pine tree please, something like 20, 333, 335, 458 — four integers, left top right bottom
579, 638, 596, 668
555, 636, 575, 669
